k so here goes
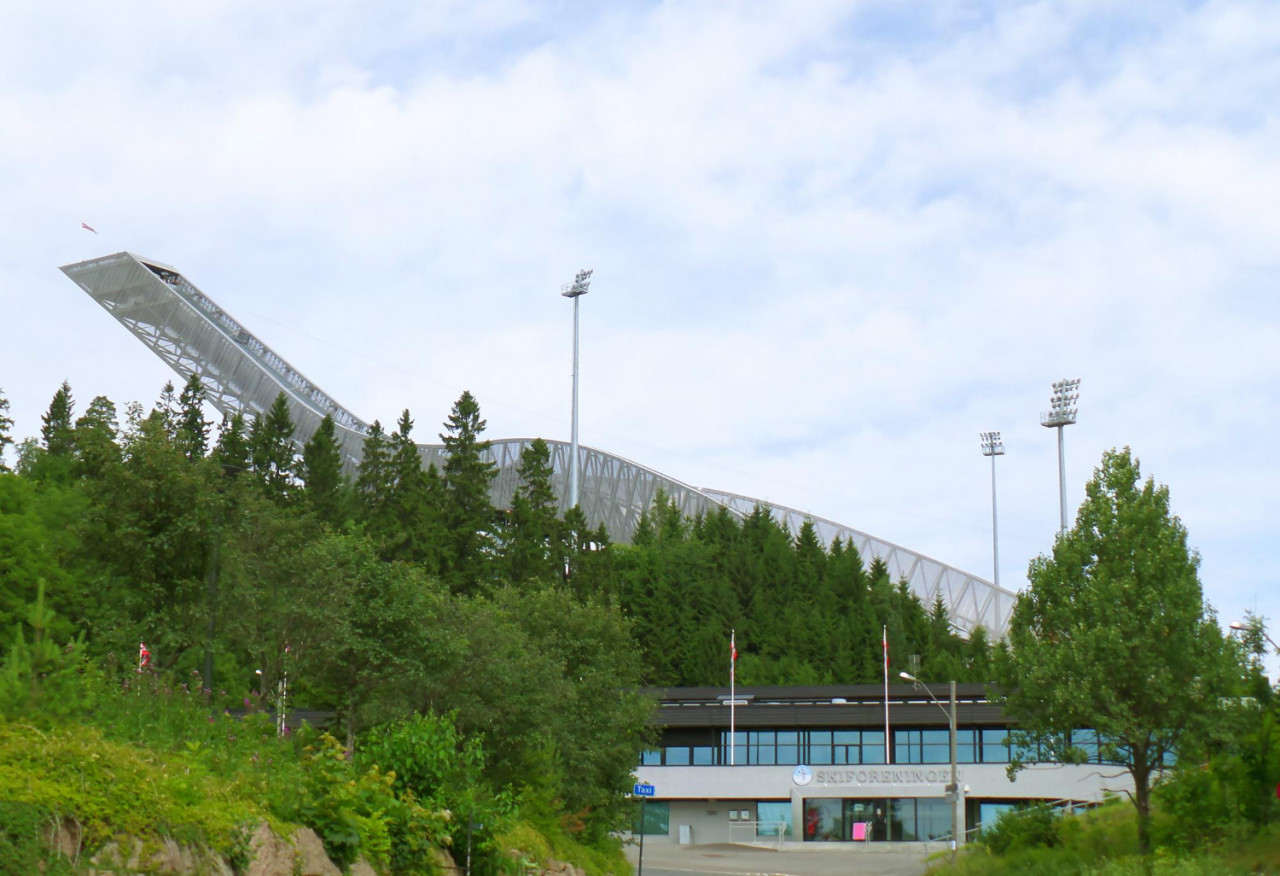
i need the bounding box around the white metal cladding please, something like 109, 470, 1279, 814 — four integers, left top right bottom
61, 252, 1015, 637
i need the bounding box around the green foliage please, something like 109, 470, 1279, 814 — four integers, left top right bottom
0, 387, 13, 472
250, 392, 297, 501
998, 447, 1242, 854
73, 395, 121, 480
176, 374, 211, 461
0, 721, 267, 854
507, 438, 563, 586
439, 390, 497, 592
615, 493, 981, 687
0, 801, 74, 876
979, 802, 1062, 855
300, 413, 349, 525
41, 381, 75, 458
213, 411, 250, 475
0, 580, 92, 723
938, 800, 1280, 875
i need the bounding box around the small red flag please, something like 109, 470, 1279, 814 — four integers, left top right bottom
139, 642, 151, 671
81, 222, 98, 234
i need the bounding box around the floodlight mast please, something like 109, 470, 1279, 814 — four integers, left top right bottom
562, 269, 593, 509
980, 432, 1005, 589
1040, 379, 1080, 534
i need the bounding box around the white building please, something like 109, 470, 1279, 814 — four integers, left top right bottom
632, 684, 1133, 846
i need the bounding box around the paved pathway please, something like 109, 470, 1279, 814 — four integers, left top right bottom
624, 842, 945, 876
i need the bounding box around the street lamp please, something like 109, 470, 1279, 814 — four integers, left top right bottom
562, 269, 593, 509
1230, 620, 1280, 652
1040, 378, 1080, 535
979, 432, 1005, 588
901, 672, 960, 862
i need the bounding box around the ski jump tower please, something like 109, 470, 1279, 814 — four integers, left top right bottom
61, 251, 1016, 636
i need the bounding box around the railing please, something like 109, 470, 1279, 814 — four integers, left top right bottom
727, 820, 788, 848
143, 262, 368, 434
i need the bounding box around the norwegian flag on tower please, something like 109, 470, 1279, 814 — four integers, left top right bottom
139, 642, 151, 672
731, 630, 737, 676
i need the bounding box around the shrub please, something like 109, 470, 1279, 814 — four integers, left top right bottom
980, 802, 1062, 855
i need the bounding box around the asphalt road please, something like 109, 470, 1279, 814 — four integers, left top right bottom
623, 842, 943, 876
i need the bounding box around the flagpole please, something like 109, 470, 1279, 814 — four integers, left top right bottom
883, 626, 890, 764
730, 629, 736, 767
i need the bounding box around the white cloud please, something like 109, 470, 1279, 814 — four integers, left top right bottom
2, 0, 1278, 661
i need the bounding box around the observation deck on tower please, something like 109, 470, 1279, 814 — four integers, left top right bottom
60, 251, 1017, 637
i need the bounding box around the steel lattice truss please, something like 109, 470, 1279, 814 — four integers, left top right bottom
61, 252, 1016, 636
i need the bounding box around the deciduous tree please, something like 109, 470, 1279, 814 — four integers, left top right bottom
998, 447, 1238, 854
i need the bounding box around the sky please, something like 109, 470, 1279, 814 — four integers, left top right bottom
1, 1, 1278, 655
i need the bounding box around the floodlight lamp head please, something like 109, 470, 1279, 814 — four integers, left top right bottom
1041, 377, 1081, 428
561, 268, 593, 298
899, 671, 916, 682
980, 431, 1005, 456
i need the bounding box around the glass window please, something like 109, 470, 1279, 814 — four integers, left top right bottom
911, 798, 952, 842
1072, 729, 1099, 763
692, 746, 714, 765
633, 801, 669, 836
756, 801, 792, 837
957, 729, 977, 764
861, 731, 886, 766
981, 728, 1009, 763
640, 749, 661, 766
921, 729, 950, 764
808, 731, 833, 765
802, 798, 844, 842
895, 729, 924, 764
665, 746, 690, 766
777, 730, 799, 765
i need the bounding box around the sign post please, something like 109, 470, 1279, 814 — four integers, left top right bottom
634, 784, 655, 876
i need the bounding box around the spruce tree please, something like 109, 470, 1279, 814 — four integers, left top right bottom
439, 391, 497, 591
213, 411, 251, 476
40, 381, 75, 457
0, 388, 13, 472
355, 420, 391, 521
384, 409, 444, 567
250, 393, 296, 502
176, 374, 211, 461
506, 438, 562, 585
73, 395, 121, 480
301, 414, 348, 525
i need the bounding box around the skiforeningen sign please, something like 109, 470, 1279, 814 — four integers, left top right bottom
810, 767, 963, 786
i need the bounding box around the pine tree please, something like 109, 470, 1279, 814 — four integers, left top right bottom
301, 414, 348, 525
176, 374, 211, 461
40, 381, 75, 457
250, 393, 296, 501
439, 391, 497, 591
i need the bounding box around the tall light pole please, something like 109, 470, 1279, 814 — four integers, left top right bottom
901, 672, 960, 862
1040, 378, 1080, 534
562, 269, 593, 509
979, 432, 1004, 589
